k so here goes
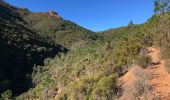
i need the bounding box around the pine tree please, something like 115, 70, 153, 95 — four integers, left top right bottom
154, 0, 170, 14
154, 1, 160, 14
128, 20, 134, 27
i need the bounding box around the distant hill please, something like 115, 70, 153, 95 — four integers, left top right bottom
23, 10, 99, 48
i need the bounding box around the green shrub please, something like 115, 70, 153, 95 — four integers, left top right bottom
0, 90, 12, 100
137, 53, 151, 68
92, 75, 118, 100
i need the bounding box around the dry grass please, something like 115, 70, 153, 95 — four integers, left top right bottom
165, 59, 170, 73
137, 50, 152, 68
119, 66, 153, 100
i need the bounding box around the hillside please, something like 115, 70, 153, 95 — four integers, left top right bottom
17, 16, 144, 99
0, 0, 99, 98
1, 0, 170, 100
23, 10, 98, 48
0, 0, 68, 96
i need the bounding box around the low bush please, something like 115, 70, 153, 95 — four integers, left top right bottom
161, 47, 170, 60
0, 90, 12, 100
92, 75, 118, 100
120, 66, 153, 99
137, 53, 151, 68
165, 60, 170, 73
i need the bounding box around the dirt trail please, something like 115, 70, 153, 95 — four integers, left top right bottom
119, 47, 170, 100
147, 47, 170, 100
119, 66, 147, 100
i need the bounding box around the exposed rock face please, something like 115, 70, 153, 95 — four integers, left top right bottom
48, 10, 62, 20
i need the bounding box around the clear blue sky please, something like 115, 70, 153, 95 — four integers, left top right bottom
5, 0, 154, 32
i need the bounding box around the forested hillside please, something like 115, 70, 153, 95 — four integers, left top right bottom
0, 1, 98, 99
23, 11, 99, 48
1, 0, 170, 100
0, 0, 68, 96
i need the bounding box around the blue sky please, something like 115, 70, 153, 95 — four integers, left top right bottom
5, 0, 154, 32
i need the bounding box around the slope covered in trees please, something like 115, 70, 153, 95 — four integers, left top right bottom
1, 0, 170, 100
0, 0, 99, 98
23, 11, 99, 48
0, 0, 68, 96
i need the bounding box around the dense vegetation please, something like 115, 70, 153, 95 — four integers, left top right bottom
0, 0, 68, 96
23, 12, 99, 48
0, 1, 98, 99
17, 22, 145, 99
1, 0, 170, 99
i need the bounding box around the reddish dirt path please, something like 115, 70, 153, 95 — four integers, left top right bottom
147, 47, 170, 100
119, 47, 170, 100
119, 66, 146, 100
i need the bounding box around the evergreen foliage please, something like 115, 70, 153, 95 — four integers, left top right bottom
1, 0, 170, 100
